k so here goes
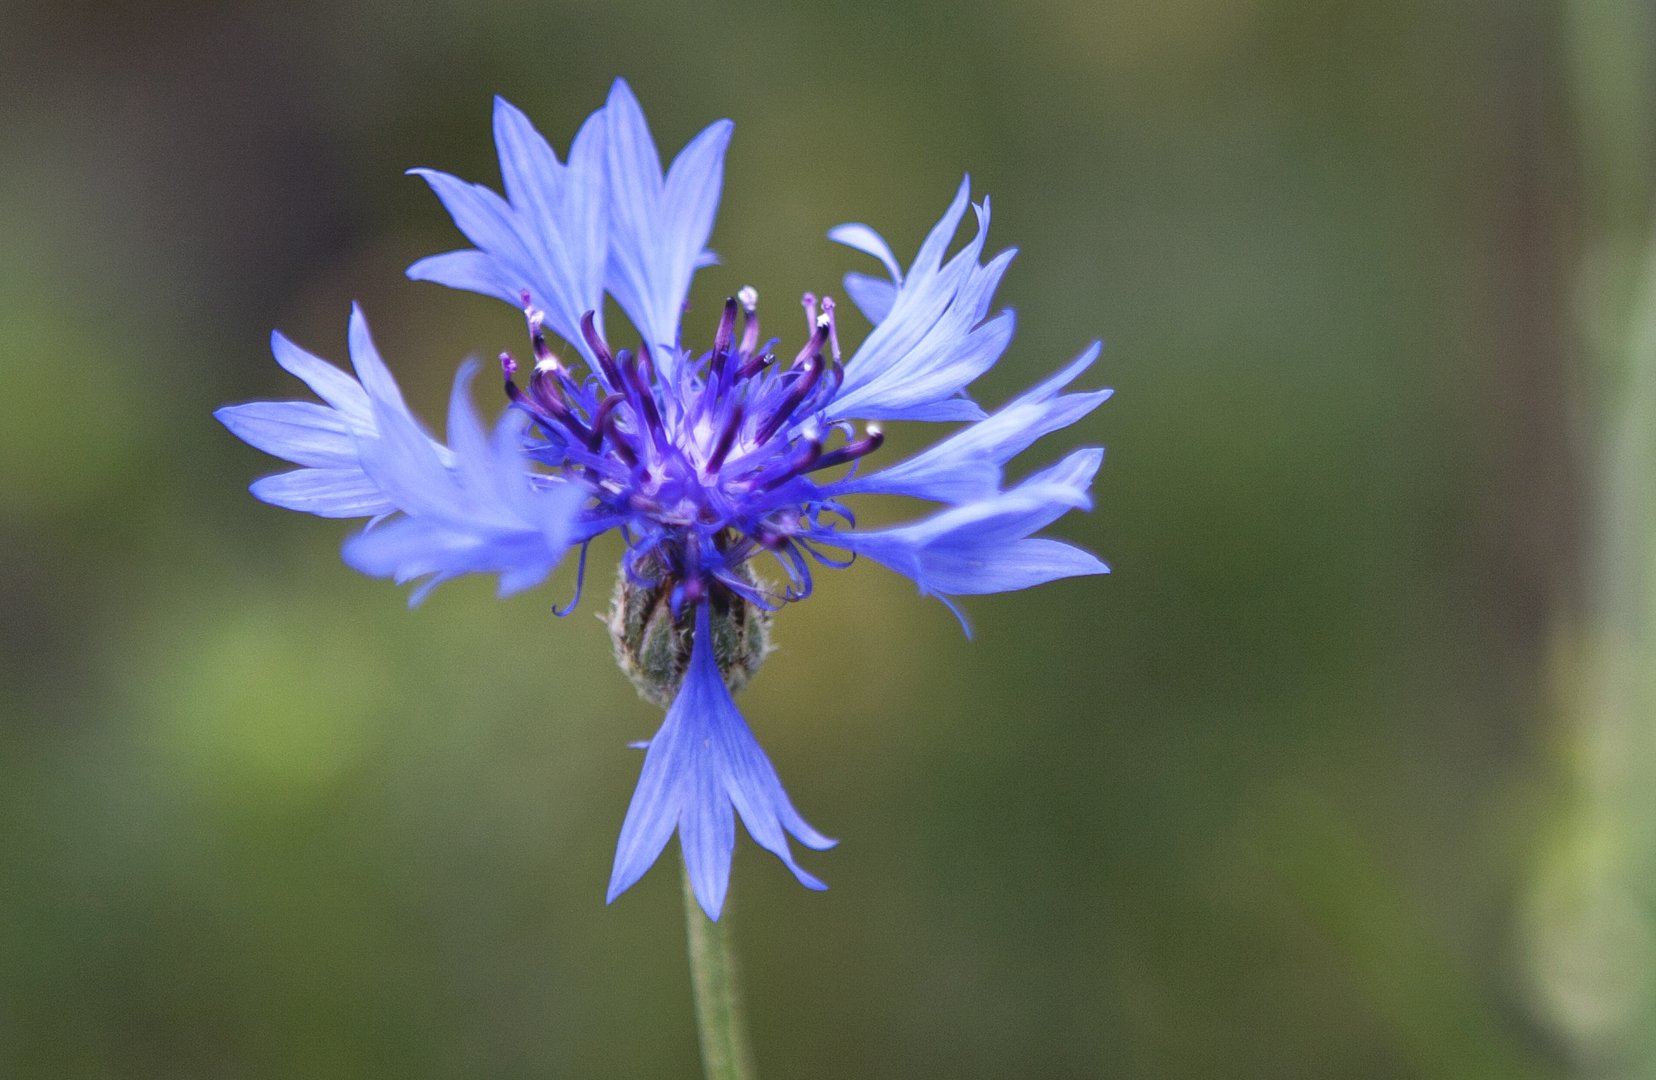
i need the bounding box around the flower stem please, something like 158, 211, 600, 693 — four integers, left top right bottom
682, 859, 758, 1080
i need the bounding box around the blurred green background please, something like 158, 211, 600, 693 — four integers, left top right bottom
2, 0, 1653, 1077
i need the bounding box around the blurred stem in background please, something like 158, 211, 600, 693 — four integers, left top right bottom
683, 859, 757, 1080
1525, 0, 1656, 1074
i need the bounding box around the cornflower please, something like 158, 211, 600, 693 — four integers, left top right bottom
217, 80, 1111, 919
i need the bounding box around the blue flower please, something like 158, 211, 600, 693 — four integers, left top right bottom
218, 79, 1111, 920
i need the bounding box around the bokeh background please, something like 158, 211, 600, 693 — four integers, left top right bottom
3, 1, 1654, 1077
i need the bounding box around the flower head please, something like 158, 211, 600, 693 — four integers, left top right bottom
218, 79, 1111, 919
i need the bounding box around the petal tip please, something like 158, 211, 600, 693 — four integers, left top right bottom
606, 76, 642, 111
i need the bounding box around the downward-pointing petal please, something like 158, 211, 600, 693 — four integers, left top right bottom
609, 604, 830, 920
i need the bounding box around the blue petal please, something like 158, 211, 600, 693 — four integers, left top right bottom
227, 308, 587, 603
249, 467, 395, 518
683, 760, 737, 919
494, 96, 567, 245
863, 398, 988, 423
269, 330, 372, 428
493, 96, 611, 348
828, 222, 904, 283
224, 318, 436, 519
406, 249, 520, 308
346, 303, 414, 414
607, 718, 688, 909
608, 603, 832, 920
342, 362, 584, 602
408, 167, 540, 286
915, 176, 975, 273
346, 310, 453, 520
215, 401, 359, 470
873, 536, 1108, 597
826, 448, 1109, 613
829, 342, 1111, 503
829, 181, 1018, 421
663, 121, 732, 293
406, 95, 610, 361
1021, 445, 1106, 495
841, 271, 897, 325
834, 304, 1013, 422
604, 78, 732, 368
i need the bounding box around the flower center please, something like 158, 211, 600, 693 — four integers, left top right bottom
500, 289, 882, 609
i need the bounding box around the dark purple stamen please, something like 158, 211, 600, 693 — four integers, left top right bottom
714, 296, 738, 357
508, 370, 591, 447
618, 348, 665, 451
789, 315, 830, 370
774, 436, 824, 481
806, 426, 884, 473
709, 297, 742, 400
581, 311, 624, 391
736, 349, 774, 381
706, 403, 745, 475
604, 409, 639, 466
587, 394, 622, 452
801, 357, 844, 416
754, 357, 824, 445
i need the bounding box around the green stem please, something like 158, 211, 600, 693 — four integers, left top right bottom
682, 860, 758, 1080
